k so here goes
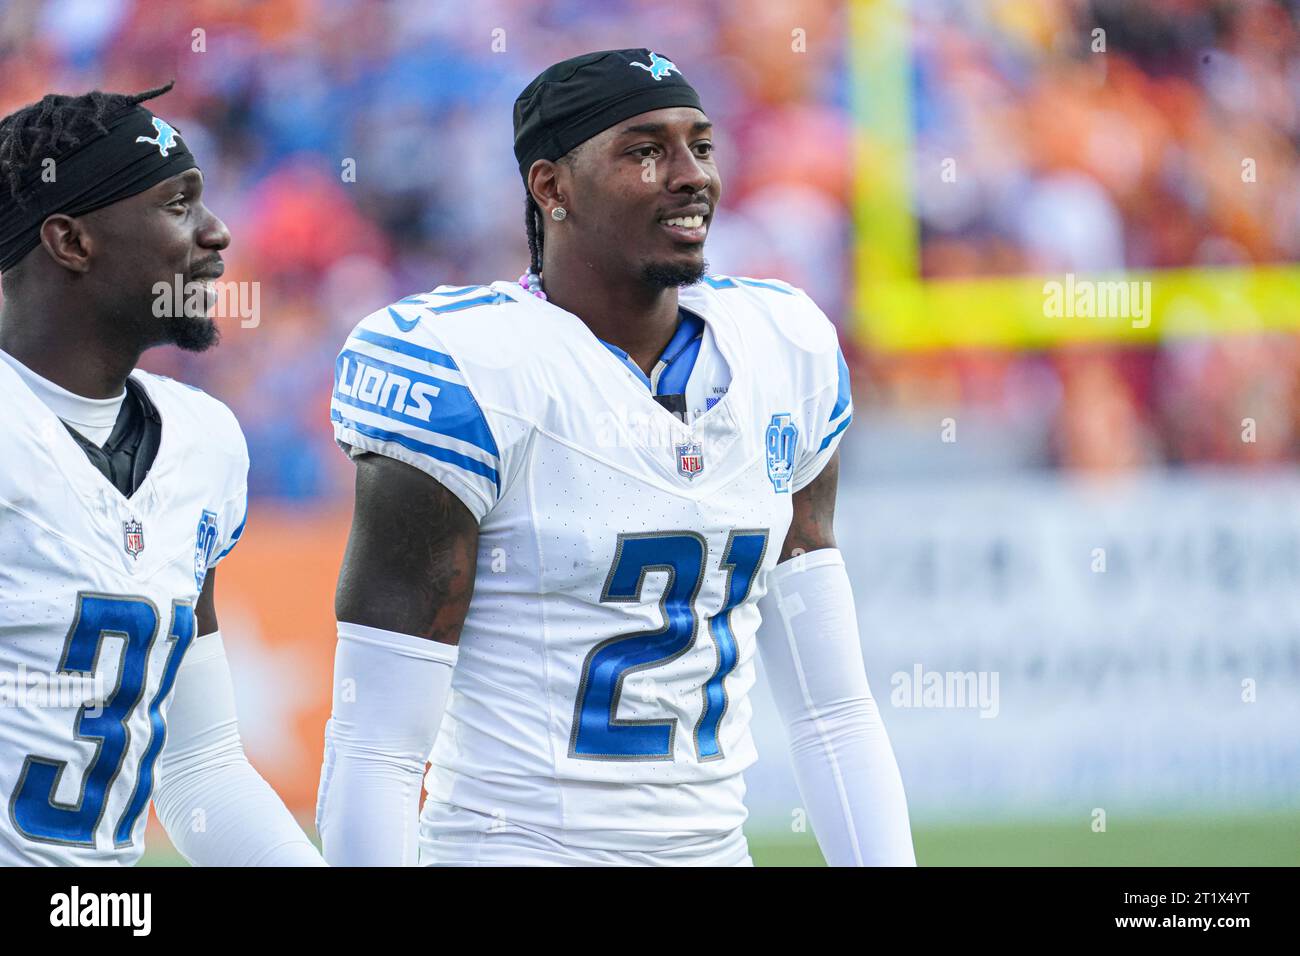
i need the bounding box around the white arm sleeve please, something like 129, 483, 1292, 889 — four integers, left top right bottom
756, 549, 916, 866
316, 621, 457, 867
152, 631, 326, 867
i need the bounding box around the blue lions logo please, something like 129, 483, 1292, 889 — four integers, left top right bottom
194, 510, 219, 589
136, 117, 179, 157
765, 413, 798, 493
630, 52, 682, 81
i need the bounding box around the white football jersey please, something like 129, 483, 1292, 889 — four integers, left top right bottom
0, 359, 247, 865
331, 277, 852, 845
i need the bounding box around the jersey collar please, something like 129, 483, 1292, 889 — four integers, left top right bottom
595, 308, 705, 395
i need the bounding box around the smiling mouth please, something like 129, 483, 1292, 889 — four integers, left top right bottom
659, 214, 708, 243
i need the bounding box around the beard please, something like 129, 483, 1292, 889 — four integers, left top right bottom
641, 257, 708, 289
130, 275, 223, 352
164, 312, 221, 352
158, 278, 222, 351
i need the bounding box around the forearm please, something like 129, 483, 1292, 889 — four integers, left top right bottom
316, 621, 457, 866
153, 631, 325, 867
758, 549, 916, 866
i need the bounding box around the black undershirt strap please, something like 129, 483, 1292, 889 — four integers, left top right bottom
652, 393, 688, 422
62, 378, 162, 498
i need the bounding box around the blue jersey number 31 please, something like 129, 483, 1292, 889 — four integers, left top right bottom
11, 593, 195, 849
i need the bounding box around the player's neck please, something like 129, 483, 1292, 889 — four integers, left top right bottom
542, 268, 680, 376
0, 300, 140, 400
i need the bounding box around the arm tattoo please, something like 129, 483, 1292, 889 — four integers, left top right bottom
335, 453, 479, 642
780, 451, 840, 562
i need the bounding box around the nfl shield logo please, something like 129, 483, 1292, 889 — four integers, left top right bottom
676, 440, 704, 480
123, 519, 145, 559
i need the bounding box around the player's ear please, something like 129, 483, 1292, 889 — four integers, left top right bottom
38, 214, 93, 274
527, 159, 567, 216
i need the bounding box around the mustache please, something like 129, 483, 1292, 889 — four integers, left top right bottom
187, 258, 225, 281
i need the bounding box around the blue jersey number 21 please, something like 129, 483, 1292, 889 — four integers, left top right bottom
11, 593, 195, 849
570, 530, 769, 762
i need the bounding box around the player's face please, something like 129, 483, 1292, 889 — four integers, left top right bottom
83, 168, 231, 351
577, 106, 720, 288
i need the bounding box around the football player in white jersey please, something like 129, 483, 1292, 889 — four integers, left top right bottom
318, 49, 915, 866
0, 85, 323, 866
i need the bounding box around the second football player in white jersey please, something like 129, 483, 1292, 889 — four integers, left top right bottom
0, 85, 322, 866
318, 49, 915, 866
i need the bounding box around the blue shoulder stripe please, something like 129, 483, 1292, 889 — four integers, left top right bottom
384, 289, 512, 331
818, 413, 852, 452
829, 346, 852, 422
702, 275, 795, 294
397, 286, 485, 304
216, 507, 247, 561
736, 277, 795, 294
331, 410, 500, 491
428, 291, 514, 314
352, 328, 459, 370
427, 285, 485, 297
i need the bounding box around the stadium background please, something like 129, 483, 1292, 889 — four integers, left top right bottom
2, 0, 1298, 865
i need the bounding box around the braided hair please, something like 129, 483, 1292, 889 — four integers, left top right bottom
0, 81, 175, 206
522, 145, 583, 278
524, 190, 545, 277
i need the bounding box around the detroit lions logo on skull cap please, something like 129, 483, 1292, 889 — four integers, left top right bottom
136, 117, 179, 157
630, 52, 681, 81
514, 49, 703, 180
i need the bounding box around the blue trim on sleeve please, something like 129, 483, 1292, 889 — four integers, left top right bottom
829, 347, 852, 422
331, 388, 497, 458
334, 351, 499, 457
818, 413, 852, 452
215, 508, 247, 561
331, 410, 501, 491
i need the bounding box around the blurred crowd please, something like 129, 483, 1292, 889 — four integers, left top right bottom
0, 0, 1297, 500
883, 0, 1300, 472
913, 0, 1299, 276
0, 0, 850, 499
